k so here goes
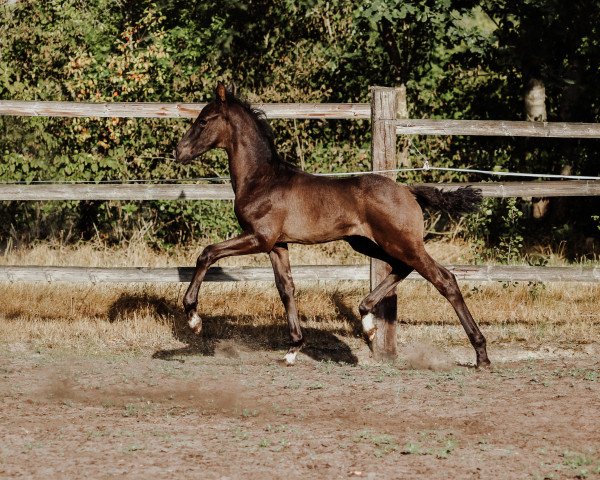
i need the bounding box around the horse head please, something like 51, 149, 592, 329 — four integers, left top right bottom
174, 82, 232, 164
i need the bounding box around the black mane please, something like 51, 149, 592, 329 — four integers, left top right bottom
227, 93, 298, 171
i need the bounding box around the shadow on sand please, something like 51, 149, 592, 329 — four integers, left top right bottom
107, 293, 361, 365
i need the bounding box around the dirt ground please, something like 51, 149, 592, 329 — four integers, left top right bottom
1, 340, 599, 480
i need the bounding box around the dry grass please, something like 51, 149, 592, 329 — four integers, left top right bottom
0, 236, 479, 268
1, 240, 599, 359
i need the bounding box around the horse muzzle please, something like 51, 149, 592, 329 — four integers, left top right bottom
174, 145, 194, 164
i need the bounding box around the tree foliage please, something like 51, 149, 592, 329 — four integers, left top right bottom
0, 0, 598, 255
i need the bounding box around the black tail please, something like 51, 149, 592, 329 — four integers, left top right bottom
408, 185, 482, 216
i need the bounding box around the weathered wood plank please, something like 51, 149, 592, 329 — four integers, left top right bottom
0, 265, 368, 283
445, 265, 600, 283
395, 119, 600, 138
3, 101, 600, 135
0, 181, 597, 201
421, 181, 600, 198
371, 86, 400, 360
0, 183, 235, 201
0, 100, 371, 119
0, 265, 597, 283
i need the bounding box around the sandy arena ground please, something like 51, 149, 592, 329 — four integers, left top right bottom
1, 340, 599, 479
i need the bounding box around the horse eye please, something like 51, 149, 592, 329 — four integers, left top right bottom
198, 119, 207, 127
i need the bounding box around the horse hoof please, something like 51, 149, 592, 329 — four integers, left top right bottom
362, 313, 375, 334
366, 328, 377, 343
477, 358, 492, 369
362, 313, 378, 344
188, 312, 202, 335
284, 351, 298, 366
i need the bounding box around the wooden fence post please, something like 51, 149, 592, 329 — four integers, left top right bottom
370, 86, 399, 361
396, 85, 410, 168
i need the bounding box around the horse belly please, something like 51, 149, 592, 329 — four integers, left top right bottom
279, 196, 365, 244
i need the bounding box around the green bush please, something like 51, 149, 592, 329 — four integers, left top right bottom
1, 0, 598, 257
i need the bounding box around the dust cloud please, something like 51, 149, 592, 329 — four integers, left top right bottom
402, 342, 453, 371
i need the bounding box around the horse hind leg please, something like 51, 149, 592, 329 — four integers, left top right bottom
402, 248, 490, 367
358, 266, 412, 343
345, 236, 413, 344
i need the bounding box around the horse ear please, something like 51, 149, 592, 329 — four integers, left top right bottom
216, 82, 227, 103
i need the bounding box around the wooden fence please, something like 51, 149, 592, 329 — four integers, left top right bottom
0, 180, 598, 201
394, 119, 600, 138
0, 264, 598, 284
1, 89, 600, 360
0, 100, 370, 119
368, 86, 600, 359
0, 91, 598, 285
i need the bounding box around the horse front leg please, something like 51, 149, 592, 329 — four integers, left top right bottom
183, 232, 266, 334
269, 243, 304, 365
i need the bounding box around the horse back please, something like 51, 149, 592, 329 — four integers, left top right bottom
268, 172, 421, 244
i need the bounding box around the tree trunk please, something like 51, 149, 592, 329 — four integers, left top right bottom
524, 79, 547, 122
378, 18, 405, 84
525, 79, 550, 219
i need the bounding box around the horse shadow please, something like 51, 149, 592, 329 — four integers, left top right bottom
107, 292, 362, 365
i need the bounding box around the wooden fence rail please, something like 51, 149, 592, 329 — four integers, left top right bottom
0, 180, 598, 201
3, 101, 600, 136
0, 264, 598, 283
0, 100, 371, 119
394, 119, 600, 138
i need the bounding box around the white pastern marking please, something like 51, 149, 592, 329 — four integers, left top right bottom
284, 351, 298, 365
362, 313, 375, 334
188, 312, 202, 333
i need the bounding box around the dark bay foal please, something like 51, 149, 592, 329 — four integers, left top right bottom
175, 83, 490, 367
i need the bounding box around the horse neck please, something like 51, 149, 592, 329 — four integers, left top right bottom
225, 112, 277, 196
